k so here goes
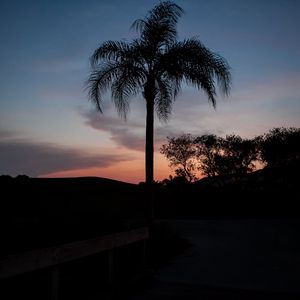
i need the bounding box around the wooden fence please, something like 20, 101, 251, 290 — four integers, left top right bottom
0, 227, 149, 299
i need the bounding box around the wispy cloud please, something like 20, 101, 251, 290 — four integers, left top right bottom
0, 130, 19, 140
0, 135, 133, 177
80, 109, 190, 152
82, 109, 145, 151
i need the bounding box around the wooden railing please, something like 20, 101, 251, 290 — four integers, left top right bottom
0, 227, 149, 299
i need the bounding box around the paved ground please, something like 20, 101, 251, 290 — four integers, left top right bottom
129, 219, 300, 299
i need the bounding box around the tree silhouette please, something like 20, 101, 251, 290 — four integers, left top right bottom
162, 134, 258, 179
218, 135, 258, 177
195, 134, 258, 178
258, 127, 300, 167
160, 134, 197, 182
195, 134, 222, 178
87, 1, 231, 185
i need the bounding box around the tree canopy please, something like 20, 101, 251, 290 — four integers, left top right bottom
161, 128, 300, 182
160, 134, 198, 182
258, 127, 300, 167
161, 133, 259, 181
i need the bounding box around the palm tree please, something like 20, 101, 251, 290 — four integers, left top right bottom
87, 1, 231, 186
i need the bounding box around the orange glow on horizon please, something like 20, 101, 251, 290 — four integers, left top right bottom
41, 153, 172, 184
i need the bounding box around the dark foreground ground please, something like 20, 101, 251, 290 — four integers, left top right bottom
0, 163, 299, 299
1, 218, 299, 300
127, 219, 300, 299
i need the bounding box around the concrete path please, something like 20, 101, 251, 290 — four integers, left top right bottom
130, 219, 300, 299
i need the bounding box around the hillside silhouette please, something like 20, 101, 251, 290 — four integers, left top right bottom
0, 176, 145, 256
1, 158, 299, 255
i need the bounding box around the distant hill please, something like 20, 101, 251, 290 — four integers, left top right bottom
0, 176, 143, 220
0, 176, 146, 255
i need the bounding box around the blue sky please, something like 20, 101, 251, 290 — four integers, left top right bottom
0, 0, 299, 182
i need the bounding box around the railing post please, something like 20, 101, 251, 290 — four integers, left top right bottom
51, 265, 59, 300
108, 250, 114, 286
142, 239, 147, 268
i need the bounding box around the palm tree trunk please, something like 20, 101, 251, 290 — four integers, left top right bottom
145, 97, 154, 185
145, 92, 155, 226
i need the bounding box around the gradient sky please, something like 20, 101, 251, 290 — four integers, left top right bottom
1, 0, 299, 183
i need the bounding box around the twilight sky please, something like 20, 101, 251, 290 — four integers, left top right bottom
0, 0, 300, 183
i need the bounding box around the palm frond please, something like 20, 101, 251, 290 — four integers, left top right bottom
157, 38, 231, 107
210, 56, 231, 96
132, 1, 184, 49
86, 62, 120, 112
111, 64, 146, 119
90, 41, 130, 67
148, 1, 184, 29
131, 19, 146, 33
154, 78, 174, 121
